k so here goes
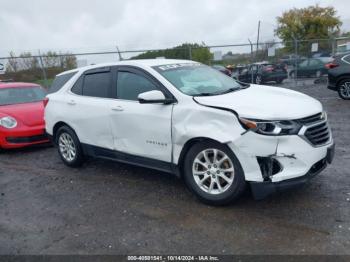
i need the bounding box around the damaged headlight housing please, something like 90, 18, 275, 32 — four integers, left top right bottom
239, 117, 301, 136
0, 116, 17, 129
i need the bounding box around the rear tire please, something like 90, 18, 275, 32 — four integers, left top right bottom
315, 70, 322, 78
255, 75, 262, 84
183, 141, 246, 206
56, 126, 84, 167
338, 79, 350, 100
276, 79, 283, 84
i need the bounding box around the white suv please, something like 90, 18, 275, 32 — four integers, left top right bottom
45, 59, 335, 205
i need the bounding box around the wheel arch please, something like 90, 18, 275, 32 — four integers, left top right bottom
52, 121, 76, 144
336, 74, 350, 88
177, 137, 228, 177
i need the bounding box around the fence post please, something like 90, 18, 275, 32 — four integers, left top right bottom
331, 37, 336, 56
248, 39, 254, 84
188, 46, 192, 60
292, 37, 298, 88
38, 50, 49, 88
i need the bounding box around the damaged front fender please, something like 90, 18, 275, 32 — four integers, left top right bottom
172, 102, 280, 182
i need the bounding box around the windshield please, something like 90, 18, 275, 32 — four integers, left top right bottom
153, 63, 243, 96
0, 86, 46, 106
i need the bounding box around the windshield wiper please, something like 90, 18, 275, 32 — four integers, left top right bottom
215, 87, 239, 95
194, 85, 245, 96
193, 92, 217, 96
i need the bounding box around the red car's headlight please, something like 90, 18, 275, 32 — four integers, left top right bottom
0, 116, 17, 129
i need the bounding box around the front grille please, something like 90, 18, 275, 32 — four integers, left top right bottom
296, 112, 331, 146
6, 134, 48, 144
297, 113, 322, 125
303, 121, 331, 146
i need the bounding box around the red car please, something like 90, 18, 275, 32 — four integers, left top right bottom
0, 82, 49, 149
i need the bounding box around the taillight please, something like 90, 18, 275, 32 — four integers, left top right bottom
43, 97, 49, 108
264, 67, 273, 72
325, 62, 339, 69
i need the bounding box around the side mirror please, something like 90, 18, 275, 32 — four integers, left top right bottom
138, 90, 174, 104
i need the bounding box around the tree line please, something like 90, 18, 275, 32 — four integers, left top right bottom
3, 51, 77, 83
131, 43, 212, 64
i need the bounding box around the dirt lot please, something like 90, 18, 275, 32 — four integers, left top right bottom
0, 79, 349, 255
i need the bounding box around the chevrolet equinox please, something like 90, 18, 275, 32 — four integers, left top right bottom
45, 59, 335, 205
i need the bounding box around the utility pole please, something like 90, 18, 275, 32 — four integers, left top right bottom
256, 20, 261, 61
248, 38, 254, 84
292, 36, 298, 87
116, 46, 123, 61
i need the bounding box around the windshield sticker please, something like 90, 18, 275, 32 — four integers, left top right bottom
153, 63, 201, 71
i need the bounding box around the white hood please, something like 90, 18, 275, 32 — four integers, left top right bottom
194, 84, 323, 120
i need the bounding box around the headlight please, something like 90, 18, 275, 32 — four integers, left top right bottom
239, 117, 301, 136
0, 116, 17, 129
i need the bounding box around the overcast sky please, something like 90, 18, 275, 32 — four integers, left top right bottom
0, 0, 349, 56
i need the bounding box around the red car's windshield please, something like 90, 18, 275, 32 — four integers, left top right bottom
0, 86, 46, 106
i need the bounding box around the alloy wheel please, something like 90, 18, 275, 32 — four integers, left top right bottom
255, 75, 262, 84
340, 81, 350, 98
58, 132, 77, 162
192, 149, 235, 195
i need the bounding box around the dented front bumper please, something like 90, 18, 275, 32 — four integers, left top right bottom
227, 131, 335, 199
250, 143, 334, 200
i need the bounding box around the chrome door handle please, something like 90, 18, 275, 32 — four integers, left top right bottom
67, 100, 76, 105
111, 106, 124, 112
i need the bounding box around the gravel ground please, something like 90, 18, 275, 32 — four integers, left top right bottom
0, 79, 349, 255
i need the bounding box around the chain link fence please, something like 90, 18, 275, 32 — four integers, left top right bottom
0, 37, 349, 88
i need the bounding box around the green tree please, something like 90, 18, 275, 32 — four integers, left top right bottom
6, 51, 19, 72
191, 44, 212, 64
276, 5, 342, 53
131, 43, 212, 64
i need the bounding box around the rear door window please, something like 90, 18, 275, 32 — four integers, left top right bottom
83, 71, 111, 98
49, 72, 77, 94
299, 60, 308, 67
309, 59, 321, 67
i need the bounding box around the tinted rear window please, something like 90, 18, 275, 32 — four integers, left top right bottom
83, 72, 111, 98
49, 72, 77, 94
0, 86, 46, 106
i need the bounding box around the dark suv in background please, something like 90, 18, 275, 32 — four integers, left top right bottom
238, 63, 288, 84
289, 57, 333, 78
328, 53, 350, 100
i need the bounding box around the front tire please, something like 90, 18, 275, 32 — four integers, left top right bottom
255, 75, 262, 84
183, 141, 246, 205
338, 79, 350, 100
56, 126, 84, 167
